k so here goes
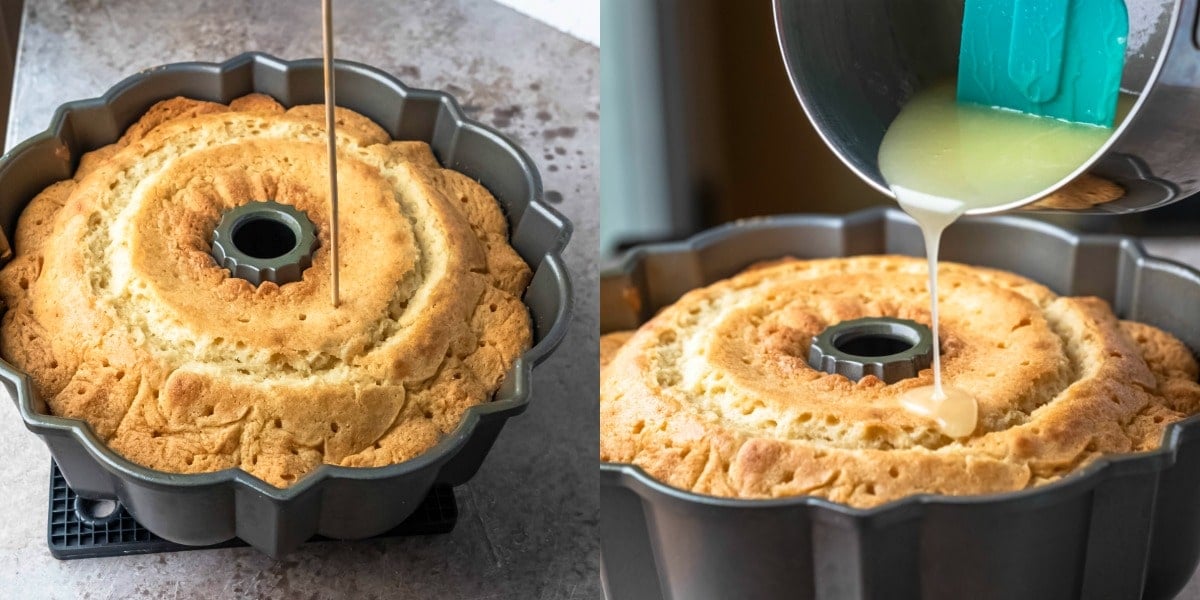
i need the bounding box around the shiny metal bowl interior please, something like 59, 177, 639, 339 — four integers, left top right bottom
773, 0, 1199, 215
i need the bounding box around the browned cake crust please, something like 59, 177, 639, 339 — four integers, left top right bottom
599, 256, 1200, 507
0, 95, 532, 487
1029, 173, 1124, 210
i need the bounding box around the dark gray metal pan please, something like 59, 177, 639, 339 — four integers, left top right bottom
0, 52, 573, 557
599, 208, 1200, 600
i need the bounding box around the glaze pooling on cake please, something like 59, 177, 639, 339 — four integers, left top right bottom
599, 255, 1200, 508
0, 95, 532, 487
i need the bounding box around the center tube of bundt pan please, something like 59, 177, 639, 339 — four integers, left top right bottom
322, 0, 341, 307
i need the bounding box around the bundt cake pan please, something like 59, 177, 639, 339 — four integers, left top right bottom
600, 208, 1200, 600
0, 52, 572, 557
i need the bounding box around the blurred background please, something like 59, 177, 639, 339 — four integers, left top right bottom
0, 0, 23, 143
599, 0, 1200, 261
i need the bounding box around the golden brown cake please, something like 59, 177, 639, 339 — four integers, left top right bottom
0, 95, 532, 487
600, 255, 1200, 507
1029, 173, 1124, 210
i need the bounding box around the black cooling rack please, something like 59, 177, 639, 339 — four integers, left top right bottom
47, 461, 457, 560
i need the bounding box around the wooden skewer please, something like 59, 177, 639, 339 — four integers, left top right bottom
322, 0, 340, 308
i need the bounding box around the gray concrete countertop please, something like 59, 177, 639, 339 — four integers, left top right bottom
0, 1, 598, 598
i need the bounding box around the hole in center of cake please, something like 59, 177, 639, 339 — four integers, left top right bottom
211, 201, 317, 286
232, 216, 298, 259
833, 333, 915, 357
809, 317, 934, 384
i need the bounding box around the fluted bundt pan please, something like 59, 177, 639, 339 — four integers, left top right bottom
0, 53, 572, 557
599, 208, 1200, 600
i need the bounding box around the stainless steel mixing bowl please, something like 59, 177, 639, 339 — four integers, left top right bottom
773, 0, 1200, 214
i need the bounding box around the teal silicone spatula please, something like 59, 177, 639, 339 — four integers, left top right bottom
957, 0, 1128, 126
